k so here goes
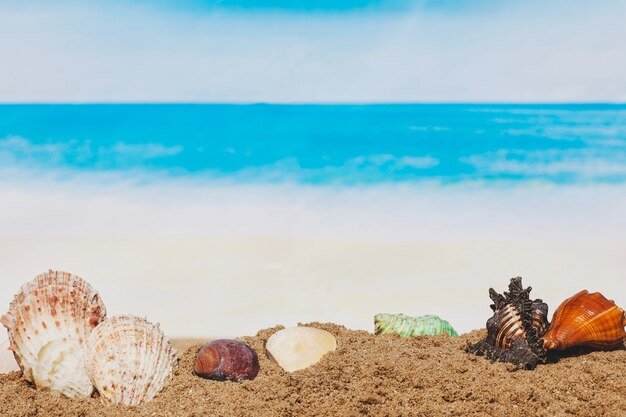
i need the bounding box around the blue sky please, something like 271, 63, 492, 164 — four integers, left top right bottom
144, 0, 411, 12
134, 0, 501, 13
1, 0, 626, 102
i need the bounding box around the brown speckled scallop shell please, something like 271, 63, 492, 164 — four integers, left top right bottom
0, 270, 106, 397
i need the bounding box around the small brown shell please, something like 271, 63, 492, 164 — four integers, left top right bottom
194, 339, 259, 381
541, 290, 626, 350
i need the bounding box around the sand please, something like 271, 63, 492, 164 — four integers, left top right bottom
0, 323, 624, 417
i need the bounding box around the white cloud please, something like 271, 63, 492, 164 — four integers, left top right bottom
1, 1, 626, 102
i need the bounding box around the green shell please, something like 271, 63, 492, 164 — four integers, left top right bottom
374, 313, 458, 337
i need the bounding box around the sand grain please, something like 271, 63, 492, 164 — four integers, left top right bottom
0, 323, 624, 416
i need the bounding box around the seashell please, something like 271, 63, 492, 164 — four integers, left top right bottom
374, 313, 458, 337
266, 326, 336, 372
541, 290, 626, 351
194, 339, 259, 381
85, 315, 178, 406
467, 277, 549, 370
0, 270, 106, 397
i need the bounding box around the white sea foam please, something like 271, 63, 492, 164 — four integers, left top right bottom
1, 172, 625, 241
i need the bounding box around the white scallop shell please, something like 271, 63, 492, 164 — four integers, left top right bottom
85, 315, 178, 406
0, 270, 106, 397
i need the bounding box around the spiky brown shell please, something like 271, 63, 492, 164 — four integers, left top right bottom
467, 277, 549, 370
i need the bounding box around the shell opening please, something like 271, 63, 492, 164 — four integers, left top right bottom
540, 337, 558, 350
33, 339, 93, 398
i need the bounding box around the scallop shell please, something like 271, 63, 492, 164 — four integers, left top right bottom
467, 277, 549, 370
374, 314, 458, 337
0, 270, 106, 397
541, 290, 626, 350
85, 315, 178, 406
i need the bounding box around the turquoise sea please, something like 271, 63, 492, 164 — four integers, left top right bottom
1, 104, 626, 338
1, 104, 625, 184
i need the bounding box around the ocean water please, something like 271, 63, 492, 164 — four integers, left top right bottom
1, 104, 626, 184
1, 104, 626, 338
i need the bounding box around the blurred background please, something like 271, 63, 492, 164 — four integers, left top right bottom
1, 1, 625, 338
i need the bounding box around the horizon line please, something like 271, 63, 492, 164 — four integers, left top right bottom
2, 102, 626, 106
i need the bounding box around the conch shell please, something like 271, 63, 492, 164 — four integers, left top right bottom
467, 277, 549, 370
85, 315, 178, 406
541, 290, 626, 350
0, 270, 106, 397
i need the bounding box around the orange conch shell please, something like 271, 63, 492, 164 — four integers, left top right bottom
541, 290, 626, 350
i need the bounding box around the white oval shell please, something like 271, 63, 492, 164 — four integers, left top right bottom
85, 315, 178, 406
0, 270, 106, 397
266, 326, 337, 372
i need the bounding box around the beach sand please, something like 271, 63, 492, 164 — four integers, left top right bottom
1, 185, 625, 415
171, 339, 205, 352
0, 323, 624, 416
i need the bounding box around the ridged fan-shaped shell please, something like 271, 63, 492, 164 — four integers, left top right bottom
541, 290, 626, 350
0, 270, 106, 397
374, 314, 458, 337
85, 315, 178, 406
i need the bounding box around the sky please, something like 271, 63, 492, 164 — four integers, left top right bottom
1, 0, 626, 102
